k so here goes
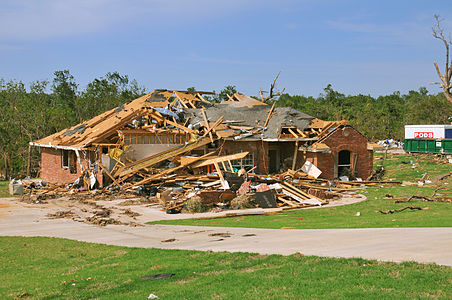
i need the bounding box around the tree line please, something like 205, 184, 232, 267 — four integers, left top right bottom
275, 84, 452, 140
0, 71, 145, 179
1, 71, 451, 179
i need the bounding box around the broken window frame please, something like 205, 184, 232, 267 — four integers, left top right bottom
61, 150, 70, 169
62, 150, 77, 173
231, 151, 255, 171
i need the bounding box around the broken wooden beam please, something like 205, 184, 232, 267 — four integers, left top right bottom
190, 152, 249, 169
117, 136, 215, 179
263, 101, 276, 128
131, 151, 216, 187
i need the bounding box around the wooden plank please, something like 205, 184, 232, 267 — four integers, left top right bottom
281, 190, 307, 203
296, 128, 308, 138
291, 140, 299, 170
283, 182, 327, 204
173, 92, 189, 108
98, 162, 120, 186
163, 119, 196, 134
213, 162, 228, 189
131, 151, 215, 187
118, 136, 215, 178
263, 101, 276, 128
227, 160, 234, 172
195, 93, 211, 104
190, 152, 249, 169
277, 196, 299, 207
288, 128, 299, 138
280, 183, 309, 200
202, 115, 224, 138
201, 108, 214, 143
247, 166, 257, 174
228, 125, 255, 130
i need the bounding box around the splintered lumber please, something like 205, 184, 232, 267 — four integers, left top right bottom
195, 93, 211, 104
277, 196, 299, 207
98, 163, 120, 186
314, 121, 336, 140
131, 151, 215, 187
228, 125, 255, 130
163, 119, 196, 134
280, 189, 306, 203
201, 109, 214, 143
202, 115, 224, 139
282, 182, 327, 204
190, 152, 249, 169
117, 136, 215, 178
87, 110, 149, 146
263, 101, 276, 128
213, 162, 228, 189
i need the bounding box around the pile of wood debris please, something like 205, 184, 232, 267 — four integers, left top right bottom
21, 159, 386, 215
23, 90, 390, 215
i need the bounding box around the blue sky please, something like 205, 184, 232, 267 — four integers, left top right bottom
1, 0, 451, 97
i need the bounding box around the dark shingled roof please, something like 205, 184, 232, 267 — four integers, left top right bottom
183, 96, 314, 140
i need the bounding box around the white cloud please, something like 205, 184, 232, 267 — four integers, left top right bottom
0, 0, 297, 40
0, 0, 120, 39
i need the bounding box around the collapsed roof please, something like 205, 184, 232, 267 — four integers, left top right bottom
183, 94, 314, 140
31, 89, 342, 150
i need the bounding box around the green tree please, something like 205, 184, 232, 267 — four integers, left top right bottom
216, 85, 238, 103
77, 72, 145, 122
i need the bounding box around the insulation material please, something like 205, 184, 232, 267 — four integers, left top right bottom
301, 161, 322, 178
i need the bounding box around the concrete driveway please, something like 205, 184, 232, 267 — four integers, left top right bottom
1, 197, 452, 267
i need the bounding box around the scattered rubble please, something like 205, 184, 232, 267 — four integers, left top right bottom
20, 90, 403, 224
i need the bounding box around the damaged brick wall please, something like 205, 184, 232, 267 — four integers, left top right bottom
41, 148, 103, 186
222, 140, 269, 174
307, 152, 332, 179
316, 127, 373, 180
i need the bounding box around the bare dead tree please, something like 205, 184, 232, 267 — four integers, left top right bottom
259, 71, 286, 102
430, 15, 452, 104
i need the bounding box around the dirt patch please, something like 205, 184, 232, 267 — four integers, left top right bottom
0, 203, 11, 208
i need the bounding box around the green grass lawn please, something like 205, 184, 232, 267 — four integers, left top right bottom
0, 181, 13, 198
150, 153, 452, 229
1, 236, 451, 299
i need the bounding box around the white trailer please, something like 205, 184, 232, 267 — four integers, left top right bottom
405, 125, 452, 139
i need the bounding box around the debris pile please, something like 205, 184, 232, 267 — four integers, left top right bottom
22, 90, 392, 221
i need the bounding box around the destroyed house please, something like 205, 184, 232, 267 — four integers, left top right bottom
31, 89, 375, 187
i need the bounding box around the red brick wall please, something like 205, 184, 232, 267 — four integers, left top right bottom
40, 148, 103, 186
315, 127, 373, 180
222, 140, 269, 173
311, 152, 334, 179
220, 129, 373, 179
